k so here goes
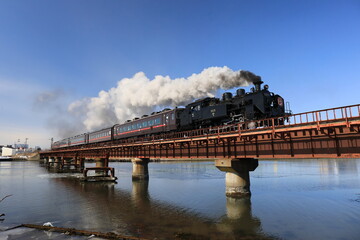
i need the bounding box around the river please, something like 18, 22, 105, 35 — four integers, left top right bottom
0, 159, 359, 239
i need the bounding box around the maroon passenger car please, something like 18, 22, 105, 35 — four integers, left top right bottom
52, 138, 69, 149
113, 108, 181, 139
69, 134, 87, 147
88, 127, 113, 144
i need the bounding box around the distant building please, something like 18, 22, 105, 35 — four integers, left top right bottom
2, 147, 16, 157
13, 144, 29, 150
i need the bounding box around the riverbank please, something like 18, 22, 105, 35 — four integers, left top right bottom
11, 152, 40, 161
1, 224, 148, 240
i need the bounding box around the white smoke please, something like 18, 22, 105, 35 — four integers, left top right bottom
68, 66, 259, 131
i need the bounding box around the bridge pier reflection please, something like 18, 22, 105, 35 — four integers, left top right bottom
216, 158, 258, 197
131, 179, 150, 210
217, 197, 262, 237
50, 166, 275, 240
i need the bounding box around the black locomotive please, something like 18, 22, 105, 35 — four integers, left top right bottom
52, 76, 289, 149
179, 78, 286, 129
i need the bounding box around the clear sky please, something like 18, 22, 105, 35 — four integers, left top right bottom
0, 0, 359, 148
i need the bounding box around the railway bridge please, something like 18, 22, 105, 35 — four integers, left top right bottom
40, 104, 360, 197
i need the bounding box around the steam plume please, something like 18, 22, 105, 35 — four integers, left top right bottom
69, 67, 259, 132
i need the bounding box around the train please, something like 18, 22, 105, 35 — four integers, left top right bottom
52, 77, 290, 149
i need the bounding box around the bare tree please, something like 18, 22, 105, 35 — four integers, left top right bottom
0, 195, 12, 222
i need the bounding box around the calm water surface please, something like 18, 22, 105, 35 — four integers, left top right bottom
0, 159, 359, 239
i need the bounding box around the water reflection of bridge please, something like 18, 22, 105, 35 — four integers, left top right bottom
54, 177, 278, 240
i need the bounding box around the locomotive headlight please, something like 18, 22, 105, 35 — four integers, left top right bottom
264, 84, 269, 90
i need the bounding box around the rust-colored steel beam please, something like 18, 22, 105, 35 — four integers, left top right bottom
41, 104, 360, 160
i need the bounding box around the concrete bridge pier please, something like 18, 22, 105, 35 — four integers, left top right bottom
74, 157, 85, 171
72, 157, 79, 170
47, 157, 54, 168
215, 158, 258, 198
61, 157, 66, 168
68, 157, 82, 171
42, 157, 49, 165
79, 158, 85, 171
46, 157, 58, 169
53, 157, 62, 169
94, 158, 108, 174
95, 158, 106, 168
82, 157, 116, 182
93, 157, 110, 168
63, 157, 73, 170
131, 158, 150, 181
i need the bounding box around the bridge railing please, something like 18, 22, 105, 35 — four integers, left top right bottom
287, 104, 356, 128
284, 104, 360, 126
61, 104, 360, 148
145, 104, 360, 142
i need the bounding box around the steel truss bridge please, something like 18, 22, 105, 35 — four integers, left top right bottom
41, 104, 360, 160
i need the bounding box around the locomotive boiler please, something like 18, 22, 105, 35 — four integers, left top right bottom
178, 77, 287, 130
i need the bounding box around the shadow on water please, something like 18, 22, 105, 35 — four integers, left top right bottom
51, 177, 280, 240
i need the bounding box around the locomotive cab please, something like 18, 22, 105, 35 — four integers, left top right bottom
244, 80, 285, 120
228, 78, 287, 123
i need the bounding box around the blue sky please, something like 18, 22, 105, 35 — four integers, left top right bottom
0, 0, 359, 148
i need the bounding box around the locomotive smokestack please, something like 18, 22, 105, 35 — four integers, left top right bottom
253, 77, 263, 92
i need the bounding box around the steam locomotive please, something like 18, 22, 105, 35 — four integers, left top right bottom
52, 78, 289, 149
